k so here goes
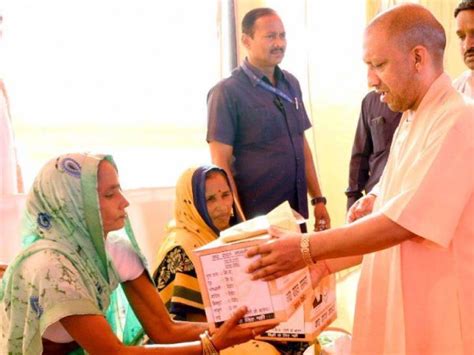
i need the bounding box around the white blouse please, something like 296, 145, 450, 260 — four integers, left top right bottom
42, 235, 145, 343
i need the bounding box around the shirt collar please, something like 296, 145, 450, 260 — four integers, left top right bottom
242, 58, 285, 87
417, 73, 452, 111
407, 73, 452, 120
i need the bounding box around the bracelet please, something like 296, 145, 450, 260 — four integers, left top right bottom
199, 330, 219, 355
300, 234, 316, 265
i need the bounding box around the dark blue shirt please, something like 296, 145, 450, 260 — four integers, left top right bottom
345, 91, 402, 209
207, 61, 312, 218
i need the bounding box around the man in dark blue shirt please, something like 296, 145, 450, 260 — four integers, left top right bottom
207, 8, 330, 230
345, 91, 402, 209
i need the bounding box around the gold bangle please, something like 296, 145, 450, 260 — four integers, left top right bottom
199, 330, 219, 355
300, 234, 316, 265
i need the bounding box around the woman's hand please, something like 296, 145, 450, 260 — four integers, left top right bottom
210, 306, 275, 350
245, 226, 306, 281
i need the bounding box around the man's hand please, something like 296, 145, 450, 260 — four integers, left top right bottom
314, 203, 331, 231
246, 226, 306, 281
346, 194, 376, 223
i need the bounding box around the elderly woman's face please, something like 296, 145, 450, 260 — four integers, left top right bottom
205, 172, 233, 231
98, 161, 129, 236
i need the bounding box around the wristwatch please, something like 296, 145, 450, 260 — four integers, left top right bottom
310, 196, 327, 206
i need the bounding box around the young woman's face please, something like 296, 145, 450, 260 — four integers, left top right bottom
205, 172, 233, 231
98, 161, 129, 236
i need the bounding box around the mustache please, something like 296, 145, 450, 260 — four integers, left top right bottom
465, 47, 474, 59
271, 48, 285, 54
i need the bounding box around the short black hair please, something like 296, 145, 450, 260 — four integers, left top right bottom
454, 0, 474, 18
241, 8, 277, 37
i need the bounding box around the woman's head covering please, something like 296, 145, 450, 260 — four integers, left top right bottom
173, 165, 235, 239
191, 165, 234, 235
22, 153, 113, 279
151, 166, 234, 294
0, 153, 146, 353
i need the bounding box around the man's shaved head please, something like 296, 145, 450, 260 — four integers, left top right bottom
367, 3, 446, 68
